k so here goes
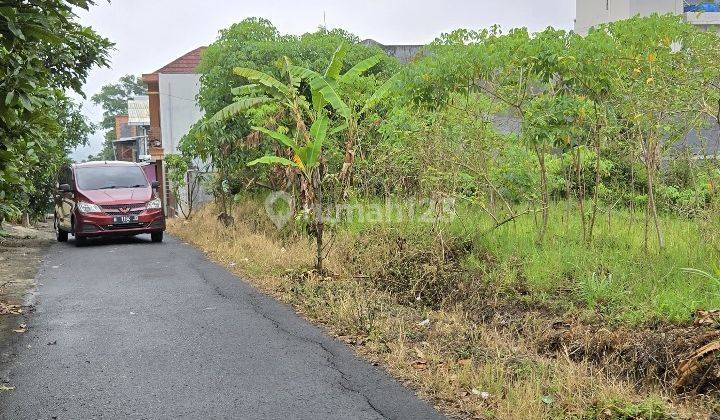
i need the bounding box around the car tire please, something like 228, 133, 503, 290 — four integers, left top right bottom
75, 236, 87, 247
151, 232, 164, 243
55, 216, 68, 242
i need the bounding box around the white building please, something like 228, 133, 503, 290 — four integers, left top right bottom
143, 47, 209, 216
575, 0, 720, 34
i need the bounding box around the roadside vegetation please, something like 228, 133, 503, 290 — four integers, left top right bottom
0, 0, 111, 228
172, 201, 716, 419
169, 15, 720, 418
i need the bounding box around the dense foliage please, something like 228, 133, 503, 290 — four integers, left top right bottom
178, 15, 720, 254
0, 0, 111, 224
393, 16, 720, 247
179, 19, 398, 207
174, 15, 720, 417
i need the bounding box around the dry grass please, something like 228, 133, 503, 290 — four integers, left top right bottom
170, 204, 315, 288
169, 203, 708, 419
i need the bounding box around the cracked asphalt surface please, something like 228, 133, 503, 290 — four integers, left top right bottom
0, 235, 443, 419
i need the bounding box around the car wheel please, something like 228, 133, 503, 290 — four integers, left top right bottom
75, 236, 87, 247
55, 216, 68, 242
151, 232, 164, 243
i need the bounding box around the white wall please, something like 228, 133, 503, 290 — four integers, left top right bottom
630, 0, 681, 16
575, 0, 683, 34
575, 0, 629, 34
158, 73, 206, 216
158, 73, 202, 155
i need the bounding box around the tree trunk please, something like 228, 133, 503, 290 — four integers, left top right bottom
574, 148, 587, 242
312, 169, 324, 274
629, 153, 635, 233
641, 135, 664, 251
588, 132, 602, 242
339, 121, 358, 201
644, 185, 650, 251
534, 144, 549, 242
646, 155, 664, 249
565, 165, 571, 234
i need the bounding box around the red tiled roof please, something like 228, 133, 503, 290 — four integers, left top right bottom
152, 47, 207, 74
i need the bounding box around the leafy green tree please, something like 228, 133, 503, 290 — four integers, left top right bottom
198, 19, 395, 117
186, 18, 398, 205
601, 15, 715, 249
91, 75, 147, 160
211, 44, 389, 272
26, 95, 94, 219
0, 0, 111, 225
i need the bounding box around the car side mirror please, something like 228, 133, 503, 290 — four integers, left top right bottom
151, 181, 159, 190
58, 183, 73, 193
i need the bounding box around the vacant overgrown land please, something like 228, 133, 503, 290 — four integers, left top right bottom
167, 13, 720, 419
171, 197, 720, 419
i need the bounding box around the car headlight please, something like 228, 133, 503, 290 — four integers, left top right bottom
146, 198, 162, 210
77, 201, 102, 213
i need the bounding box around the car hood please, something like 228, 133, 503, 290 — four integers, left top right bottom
79, 188, 152, 205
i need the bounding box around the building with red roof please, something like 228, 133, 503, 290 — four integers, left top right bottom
142, 47, 207, 216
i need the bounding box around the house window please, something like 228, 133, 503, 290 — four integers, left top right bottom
606, 0, 609, 11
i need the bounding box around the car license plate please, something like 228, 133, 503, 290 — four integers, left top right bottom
113, 215, 138, 225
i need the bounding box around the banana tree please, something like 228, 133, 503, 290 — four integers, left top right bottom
211, 56, 344, 273
291, 43, 399, 198
249, 115, 331, 272
212, 46, 396, 272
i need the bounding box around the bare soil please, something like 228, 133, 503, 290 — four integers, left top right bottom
0, 222, 54, 372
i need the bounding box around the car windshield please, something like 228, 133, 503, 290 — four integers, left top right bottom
75, 166, 148, 191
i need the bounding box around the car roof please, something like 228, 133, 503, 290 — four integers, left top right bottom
73, 161, 141, 169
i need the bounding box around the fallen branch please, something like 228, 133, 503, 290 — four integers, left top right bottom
675, 339, 720, 392
480, 207, 543, 236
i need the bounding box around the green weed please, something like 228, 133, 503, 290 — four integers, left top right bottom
336, 200, 720, 324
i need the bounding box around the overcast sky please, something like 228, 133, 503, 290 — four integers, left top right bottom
72, 0, 576, 160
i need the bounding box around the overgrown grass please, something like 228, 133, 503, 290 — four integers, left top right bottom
334, 199, 720, 325
169, 199, 718, 418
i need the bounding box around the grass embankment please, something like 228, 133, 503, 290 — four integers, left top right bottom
169, 199, 720, 419
445, 203, 720, 325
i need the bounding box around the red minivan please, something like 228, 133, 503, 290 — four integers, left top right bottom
54, 161, 166, 245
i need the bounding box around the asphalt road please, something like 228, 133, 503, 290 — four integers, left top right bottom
0, 235, 442, 420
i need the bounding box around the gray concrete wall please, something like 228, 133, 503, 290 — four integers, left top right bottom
158, 73, 203, 155
576, 0, 630, 34
575, 0, 682, 34
630, 0, 681, 16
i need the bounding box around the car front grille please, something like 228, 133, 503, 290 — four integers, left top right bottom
101, 204, 146, 215
105, 223, 145, 230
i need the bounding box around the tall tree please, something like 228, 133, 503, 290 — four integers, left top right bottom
91, 75, 147, 160
0, 0, 111, 225
186, 18, 397, 212
211, 44, 391, 272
